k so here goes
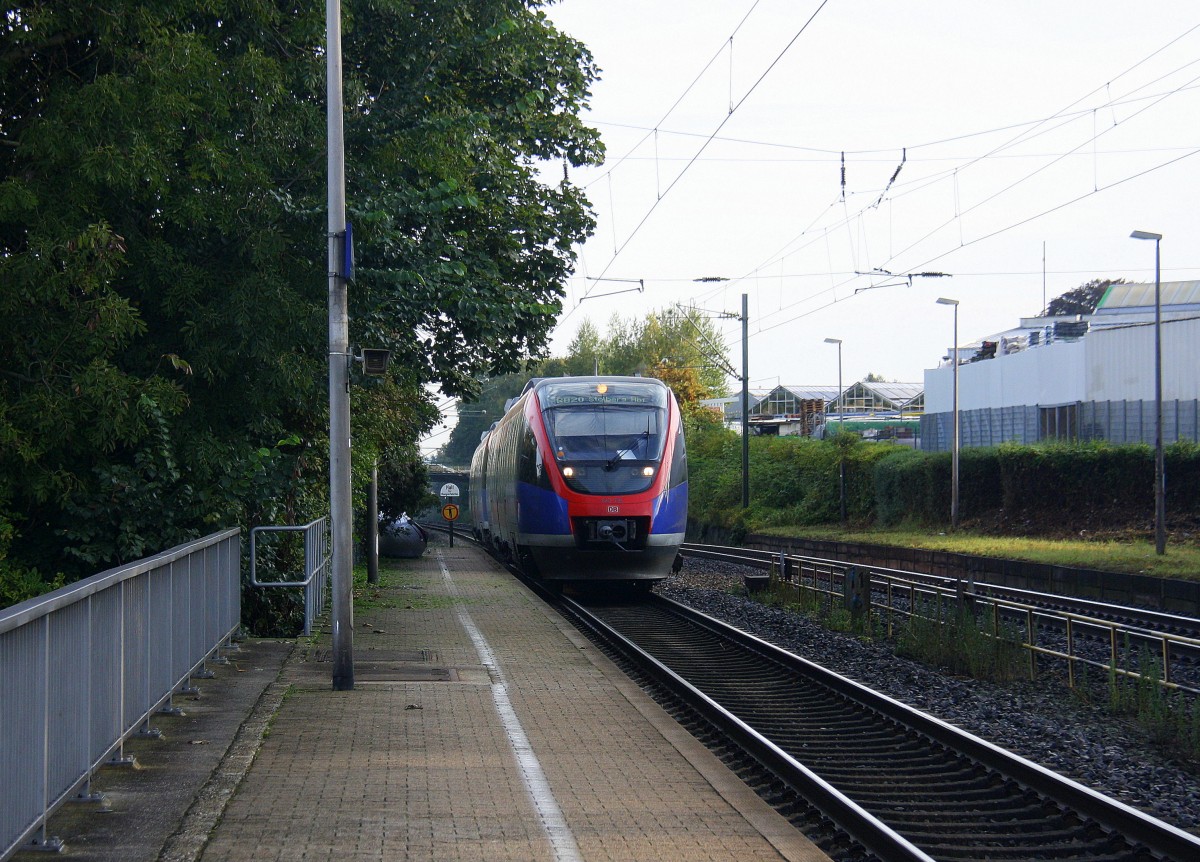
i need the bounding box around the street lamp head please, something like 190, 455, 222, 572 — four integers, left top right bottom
823, 337, 842, 345
1130, 230, 1162, 241
935, 297, 959, 307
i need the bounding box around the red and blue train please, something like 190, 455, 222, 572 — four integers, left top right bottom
469, 376, 687, 586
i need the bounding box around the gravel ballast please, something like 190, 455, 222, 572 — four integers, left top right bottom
655, 560, 1200, 834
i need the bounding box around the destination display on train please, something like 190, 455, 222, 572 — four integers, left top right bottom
543, 392, 654, 406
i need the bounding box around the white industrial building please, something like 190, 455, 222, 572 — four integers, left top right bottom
922, 281, 1200, 450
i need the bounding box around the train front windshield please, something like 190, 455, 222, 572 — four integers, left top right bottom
538, 381, 668, 494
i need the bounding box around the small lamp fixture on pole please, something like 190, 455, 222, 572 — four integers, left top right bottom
1130, 230, 1166, 555
936, 298, 960, 530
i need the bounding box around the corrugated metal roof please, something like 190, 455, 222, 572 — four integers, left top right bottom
1096, 280, 1200, 312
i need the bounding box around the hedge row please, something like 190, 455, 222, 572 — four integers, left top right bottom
686, 427, 1200, 532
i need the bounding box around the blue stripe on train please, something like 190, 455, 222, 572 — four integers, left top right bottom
517, 483, 572, 534
652, 482, 688, 536
517, 481, 688, 537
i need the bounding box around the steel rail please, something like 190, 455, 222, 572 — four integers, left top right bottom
648, 594, 1200, 862
553, 591, 936, 862
681, 542, 1200, 636
681, 542, 1200, 690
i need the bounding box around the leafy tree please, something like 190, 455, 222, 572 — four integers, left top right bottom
586, 304, 731, 396
562, 319, 604, 376
0, 1, 601, 602
439, 372, 529, 467
346, 2, 603, 397
648, 361, 723, 429
1045, 278, 1124, 317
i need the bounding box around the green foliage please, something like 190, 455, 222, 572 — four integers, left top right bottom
1045, 278, 1124, 317
0, 1, 602, 608
442, 304, 731, 467
896, 606, 1025, 682
687, 427, 894, 531
873, 447, 936, 525
590, 305, 729, 397
440, 372, 529, 467
689, 432, 1200, 539
1107, 646, 1200, 760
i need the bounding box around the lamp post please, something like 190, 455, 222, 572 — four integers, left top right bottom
740, 293, 749, 509
936, 298, 960, 530
824, 338, 845, 523
1131, 230, 1166, 555
326, 0, 353, 689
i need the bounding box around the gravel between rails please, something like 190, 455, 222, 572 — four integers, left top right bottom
654, 560, 1200, 835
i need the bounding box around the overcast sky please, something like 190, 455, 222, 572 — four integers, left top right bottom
421, 0, 1200, 455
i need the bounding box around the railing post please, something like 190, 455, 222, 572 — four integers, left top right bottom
1066, 619, 1075, 689
1110, 626, 1119, 684
1026, 608, 1036, 680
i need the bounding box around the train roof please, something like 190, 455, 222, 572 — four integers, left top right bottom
527, 375, 668, 392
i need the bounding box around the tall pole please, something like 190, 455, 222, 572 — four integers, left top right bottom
838, 342, 844, 523
327, 0, 353, 690
951, 306, 959, 530
741, 293, 749, 509
936, 298, 960, 530
824, 338, 844, 524
1153, 238, 1165, 555
1131, 231, 1166, 554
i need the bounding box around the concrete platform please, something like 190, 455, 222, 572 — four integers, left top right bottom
23, 536, 829, 862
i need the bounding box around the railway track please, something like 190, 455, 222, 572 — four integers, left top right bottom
550, 588, 1200, 862
681, 543, 1200, 639
681, 542, 1200, 693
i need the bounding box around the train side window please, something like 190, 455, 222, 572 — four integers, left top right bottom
517, 426, 551, 488
669, 420, 687, 488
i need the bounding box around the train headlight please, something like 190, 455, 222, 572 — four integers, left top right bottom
641, 466, 655, 477
562, 466, 575, 477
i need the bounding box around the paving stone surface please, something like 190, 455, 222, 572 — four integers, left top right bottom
20, 539, 829, 862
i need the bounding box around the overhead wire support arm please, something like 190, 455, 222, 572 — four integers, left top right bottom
853, 268, 951, 293
579, 277, 645, 301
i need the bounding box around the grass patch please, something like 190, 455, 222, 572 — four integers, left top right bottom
756, 525, 1200, 580
1106, 647, 1200, 763
895, 606, 1026, 683
263, 685, 297, 738
754, 569, 876, 638
352, 562, 457, 611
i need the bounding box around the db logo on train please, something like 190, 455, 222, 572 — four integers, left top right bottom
441, 503, 460, 522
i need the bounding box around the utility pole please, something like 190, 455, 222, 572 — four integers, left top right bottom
327, 0, 353, 690
679, 284, 747, 508
824, 338, 845, 524
936, 297, 960, 531
741, 293, 749, 509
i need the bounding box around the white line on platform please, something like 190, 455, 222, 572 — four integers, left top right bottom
437, 553, 582, 862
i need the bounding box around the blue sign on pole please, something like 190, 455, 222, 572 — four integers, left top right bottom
343, 221, 355, 281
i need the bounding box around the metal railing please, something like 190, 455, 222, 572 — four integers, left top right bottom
249, 518, 330, 636
1, 529, 241, 860
772, 556, 1200, 695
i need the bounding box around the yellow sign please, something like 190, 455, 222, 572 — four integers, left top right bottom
441, 503, 460, 522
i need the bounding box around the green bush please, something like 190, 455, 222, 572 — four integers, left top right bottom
688, 430, 1200, 536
